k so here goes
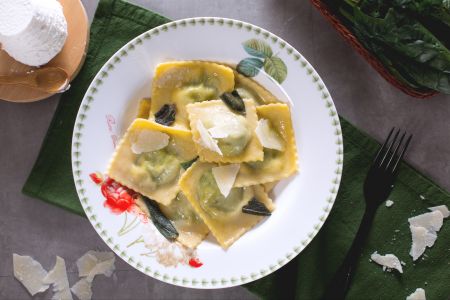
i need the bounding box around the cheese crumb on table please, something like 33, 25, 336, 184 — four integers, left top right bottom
43, 256, 73, 300
406, 288, 426, 300
370, 251, 403, 273
12, 254, 49, 296
385, 200, 394, 207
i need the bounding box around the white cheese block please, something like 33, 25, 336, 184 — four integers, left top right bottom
13, 254, 49, 296
406, 288, 426, 300
212, 164, 240, 197
196, 120, 223, 155
255, 119, 285, 151
0, 0, 67, 66
428, 205, 449, 218
70, 278, 92, 300
370, 251, 403, 273
408, 211, 444, 233
43, 256, 73, 300
131, 130, 170, 154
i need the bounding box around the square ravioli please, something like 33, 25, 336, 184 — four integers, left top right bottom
107, 119, 198, 206
235, 103, 299, 187
149, 61, 235, 129
179, 161, 274, 249
136, 192, 209, 249
186, 99, 263, 163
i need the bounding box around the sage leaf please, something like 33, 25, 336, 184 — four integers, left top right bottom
242, 198, 271, 216
141, 196, 179, 241
180, 157, 198, 170
237, 57, 264, 77
264, 56, 288, 84
243, 39, 273, 58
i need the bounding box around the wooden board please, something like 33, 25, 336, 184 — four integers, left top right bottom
0, 0, 89, 102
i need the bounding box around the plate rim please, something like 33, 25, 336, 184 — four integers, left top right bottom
71, 16, 343, 289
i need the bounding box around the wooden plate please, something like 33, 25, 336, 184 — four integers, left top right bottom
0, 0, 89, 103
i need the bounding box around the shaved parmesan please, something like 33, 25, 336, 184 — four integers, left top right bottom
408, 211, 444, 233
385, 200, 394, 207
13, 254, 49, 296
409, 226, 438, 261
212, 164, 240, 197
255, 119, 285, 151
208, 125, 231, 139
406, 288, 426, 300
131, 130, 169, 154
76, 251, 115, 282
428, 205, 449, 218
196, 120, 222, 155
370, 251, 403, 273
43, 256, 73, 300
71, 278, 92, 300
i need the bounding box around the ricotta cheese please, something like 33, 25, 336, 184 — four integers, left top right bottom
212, 164, 240, 197
13, 254, 49, 296
0, 0, 67, 66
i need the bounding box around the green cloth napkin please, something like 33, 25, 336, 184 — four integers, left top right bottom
23, 0, 450, 299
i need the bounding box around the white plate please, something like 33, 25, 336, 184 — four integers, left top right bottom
72, 17, 343, 289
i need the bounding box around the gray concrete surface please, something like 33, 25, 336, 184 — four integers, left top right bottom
0, 0, 449, 299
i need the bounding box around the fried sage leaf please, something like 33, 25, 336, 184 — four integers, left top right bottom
242, 197, 271, 216
220, 91, 246, 115
155, 104, 176, 126
180, 157, 198, 170
142, 196, 179, 241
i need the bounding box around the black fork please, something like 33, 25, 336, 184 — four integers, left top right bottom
323, 128, 412, 300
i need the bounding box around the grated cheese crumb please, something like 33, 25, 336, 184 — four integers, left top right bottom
385, 200, 394, 207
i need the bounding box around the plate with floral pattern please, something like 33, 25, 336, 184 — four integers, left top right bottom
72, 17, 342, 288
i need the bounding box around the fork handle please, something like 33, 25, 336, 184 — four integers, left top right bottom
322, 207, 376, 300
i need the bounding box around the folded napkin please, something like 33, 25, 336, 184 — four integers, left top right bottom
23, 0, 450, 299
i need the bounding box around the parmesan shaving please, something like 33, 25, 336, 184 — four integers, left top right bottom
43, 256, 73, 300
408, 209, 446, 261
385, 200, 394, 207
370, 251, 403, 273
76, 251, 115, 282
428, 205, 449, 218
131, 130, 169, 154
406, 288, 426, 300
70, 278, 92, 300
13, 254, 49, 296
196, 120, 222, 155
208, 125, 231, 139
255, 119, 285, 151
408, 211, 444, 232
212, 164, 240, 197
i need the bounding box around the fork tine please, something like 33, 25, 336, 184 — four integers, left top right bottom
373, 127, 395, 166
391, 134, 412, 173
379, 129, 400, 167
386, 131, 406, 169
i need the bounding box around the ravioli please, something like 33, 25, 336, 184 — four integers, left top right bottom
150, 61, 235, 129
235, 103, 298, 187
186, 99, 263, 163
136, 192, 209, 249
107, 119, 197, 206
179, 161, 274, 249
234, 71, 278, 105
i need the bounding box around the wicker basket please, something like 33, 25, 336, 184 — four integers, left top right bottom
310, 0, 437, 98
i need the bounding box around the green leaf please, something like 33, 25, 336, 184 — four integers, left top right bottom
242, 39, 273, 58
180, 157, 198, 170
264, 56, 288, 84
237, 57, 264, 77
